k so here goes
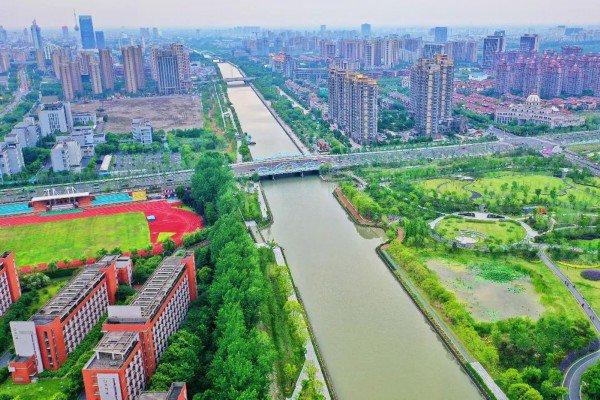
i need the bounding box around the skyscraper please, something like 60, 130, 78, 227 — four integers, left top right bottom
89, 59, 103, 95
98, 48, 115, 90
79, 15, 96, 49
434, 27, 448, 43
121, 45, 145, 93
95, 31, 106, 49
170, 43, 191, 92
51, 47, 67, 79
361, 23, 372, 37
30, 20, 43, 50
59, 59, 76, 101
410, 55, 454, 137
61, 26, 69, 38
482, 32, 506, 68
156, 49, 180, 94
328, 68, 378, 145
520, 34, 540, 54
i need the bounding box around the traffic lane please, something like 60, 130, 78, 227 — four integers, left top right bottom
564, 351, 600, 400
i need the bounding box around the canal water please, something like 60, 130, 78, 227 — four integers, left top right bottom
218, 62, 481, 400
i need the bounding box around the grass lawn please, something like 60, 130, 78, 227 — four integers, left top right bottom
558, 261, 600, 315
0, 212, 150, 267
0, 378, 67, 399
157, 232, 175, 242
435, 216, 526, 246
419, 178, 471, 197
468, 173, 565, 199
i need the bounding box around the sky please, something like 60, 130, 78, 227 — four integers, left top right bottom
2, 0, 600, 29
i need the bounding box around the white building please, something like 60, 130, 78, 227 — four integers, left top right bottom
131, 118, 153, 144
71, 112, 105, 149
495, 95, 585, 128
0, 141, 24, 175
51, 140, 82, 172
38, 101, 73, 137
11, 117, 40, 148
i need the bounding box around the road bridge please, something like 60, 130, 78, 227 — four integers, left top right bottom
223, 76, 256, 83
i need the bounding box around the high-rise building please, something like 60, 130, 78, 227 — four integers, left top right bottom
98, 48, 115, 90
50, 47, 66, 79
61, 26, 69, 38
445, 40, 478, 64
482, 32, 506, 68
122, 45, 145, 93
30, 20, 43, 50
520, 34, 540, 54
35, 50, 46, 71
171, 43, 191, 91
0, 140, 24, 175
89, 59, 103, 95
410, 55, 454, 137
433, 27, 448, 43
0, 52, 10, 74
95, 31, 106, 49
58, 59, 76, 101
422, 43, 444, 59
79, 15, 96, 49
0, 26, 7, 43
328, 68, 378, 145
156, 48, 180, 94
0, 252, 21, 317
361, 23, 372, 37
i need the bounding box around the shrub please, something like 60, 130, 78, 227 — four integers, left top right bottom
581, 269, 600, 281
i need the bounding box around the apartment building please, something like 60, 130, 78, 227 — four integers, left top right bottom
410, 55, 454, 137
122, 45, 145, 93
9, 256, 127, 383
328, 68, 378, 145
0, 252, 21, 317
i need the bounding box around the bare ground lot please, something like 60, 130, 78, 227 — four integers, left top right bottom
72, 95, 202, 133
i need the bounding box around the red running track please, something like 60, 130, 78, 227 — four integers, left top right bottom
0, 200, 203, 245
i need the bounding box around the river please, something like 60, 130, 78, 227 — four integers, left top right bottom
217, 62, 481, 400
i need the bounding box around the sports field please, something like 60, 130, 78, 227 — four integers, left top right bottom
0, 213, 150, 267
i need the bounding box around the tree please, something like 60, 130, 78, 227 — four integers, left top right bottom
582, 361, 600, 399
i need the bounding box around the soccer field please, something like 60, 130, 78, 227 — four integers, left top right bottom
0, 212, 151, 267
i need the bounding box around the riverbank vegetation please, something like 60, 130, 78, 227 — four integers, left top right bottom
152, 152, 311, 399
234, 58, 350, 153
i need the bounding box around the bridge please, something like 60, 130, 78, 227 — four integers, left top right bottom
0, 130, 598, 204
223, 76, 256, 83
231, 141, 515, 177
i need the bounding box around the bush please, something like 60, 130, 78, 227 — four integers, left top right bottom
581, 269, 600, 281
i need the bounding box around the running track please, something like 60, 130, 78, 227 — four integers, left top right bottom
0, 200, 203, 245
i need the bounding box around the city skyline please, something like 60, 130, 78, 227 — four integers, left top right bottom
3, 0, 600, 29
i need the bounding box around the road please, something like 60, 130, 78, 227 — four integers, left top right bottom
491, 127, 600, 176
538, 248, 600, 400
0, 68, 29, 118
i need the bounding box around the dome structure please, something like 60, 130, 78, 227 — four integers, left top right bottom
526, 94, 541, 104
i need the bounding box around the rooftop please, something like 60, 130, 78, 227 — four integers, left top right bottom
108, 255, 189, 324
139, 383, 186, 400
33, 255, 119, 324
85, 331, 139, 370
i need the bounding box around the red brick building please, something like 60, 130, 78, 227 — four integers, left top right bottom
0, 252, 21, 316
9, 255, 128, 383
83, 253, 196, 400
